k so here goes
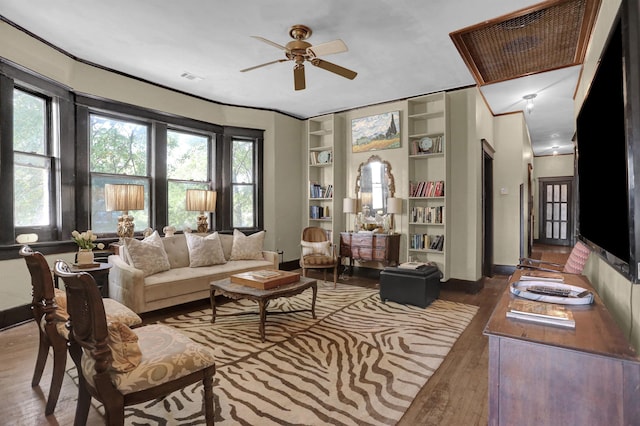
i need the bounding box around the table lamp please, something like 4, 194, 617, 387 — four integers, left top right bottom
105, 184, 145, 242
343, 197, 356, 232
386, 197, 402, 234
186, 189, 217, 233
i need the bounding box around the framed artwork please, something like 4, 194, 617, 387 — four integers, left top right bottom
351, 111, 400, 153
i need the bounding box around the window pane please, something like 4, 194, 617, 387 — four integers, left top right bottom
13, 89, 46, 154
167, 130, 208, 180
14, 153, 50, 226
232, 139, 255, 228
233, 184, 254, 227
168, 181, 209, 231
232, 140, 253, 183
90, 115, 148, 175
90, 175, 150, 234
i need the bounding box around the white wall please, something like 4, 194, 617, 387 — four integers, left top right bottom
492, 113, 530, 266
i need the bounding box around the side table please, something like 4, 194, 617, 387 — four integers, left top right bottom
54, 263, 112, 298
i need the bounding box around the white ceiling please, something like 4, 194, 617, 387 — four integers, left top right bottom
0, 0, 582, 156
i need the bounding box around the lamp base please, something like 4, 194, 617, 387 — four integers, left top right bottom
117, 214, 135, 240
197, 214, 209, 233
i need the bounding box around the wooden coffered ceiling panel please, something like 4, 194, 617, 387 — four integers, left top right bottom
449, 0, 601, 86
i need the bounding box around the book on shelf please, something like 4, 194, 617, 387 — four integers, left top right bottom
506, 299, 575, 329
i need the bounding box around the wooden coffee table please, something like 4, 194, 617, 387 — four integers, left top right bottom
210, 276, 317, 342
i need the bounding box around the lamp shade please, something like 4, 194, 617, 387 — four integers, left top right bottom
186, 189, 217, 212
105, 184, 144, 212
343, 197, 356, 213
386, 197, 402, 214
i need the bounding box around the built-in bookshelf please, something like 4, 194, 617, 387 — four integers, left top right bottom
406, 93, 450, 280
306, 114, 343, 244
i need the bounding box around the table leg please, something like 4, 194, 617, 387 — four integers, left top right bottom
258, 299, 268, 342
210, 288, 217, 324
311, 283, 317, 319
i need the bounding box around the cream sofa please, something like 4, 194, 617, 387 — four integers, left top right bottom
108, 231, 278, 314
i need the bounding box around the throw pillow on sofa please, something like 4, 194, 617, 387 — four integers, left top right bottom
185, 232, 226, 267
124, 231, 171, 277
230, 229, 265, 260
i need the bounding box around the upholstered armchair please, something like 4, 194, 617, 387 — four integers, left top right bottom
53, 259, 216, 425
300, 226, 338, 288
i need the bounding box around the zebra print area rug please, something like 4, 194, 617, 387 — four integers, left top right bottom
72, 281, 478, 425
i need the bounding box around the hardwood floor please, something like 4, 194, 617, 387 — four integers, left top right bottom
0, 244, 568, 425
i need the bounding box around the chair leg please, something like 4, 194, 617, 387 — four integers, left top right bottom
32, 329, 50, 387
203, 373, 215, 426
45, 335, 67, 415
333, 266, 337, 288
323, 268, 327, 283
73, 375, 91, 426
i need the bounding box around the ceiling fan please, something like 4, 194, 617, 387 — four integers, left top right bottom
241, 24, 357, 91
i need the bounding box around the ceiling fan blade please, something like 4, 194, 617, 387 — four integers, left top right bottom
294, 63, 306, 90
310, 58, 357, 80
250, 36, 288, 51
306, 39, 348, 58
240, 59, 288, 73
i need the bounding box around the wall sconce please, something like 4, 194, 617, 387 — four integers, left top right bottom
186, 189, 217, 233
105, 184, 145, 242
386, 197, 403, 234
343, 197, 356, 232
523, 93, 537, 114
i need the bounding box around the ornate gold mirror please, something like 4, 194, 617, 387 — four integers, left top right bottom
355, 155, 395, 218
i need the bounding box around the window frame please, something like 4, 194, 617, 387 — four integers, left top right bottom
0, 60, 264, 259
12, 86, 58, 239
217, 127, 264, 233
166, 126, 215, 231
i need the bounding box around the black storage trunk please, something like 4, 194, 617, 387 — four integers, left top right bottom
379, 265, 442, 308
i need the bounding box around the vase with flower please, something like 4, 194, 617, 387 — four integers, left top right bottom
72, 230, 105, 265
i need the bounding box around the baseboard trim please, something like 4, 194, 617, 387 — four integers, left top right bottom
493, 264, 517, 276
0, 304, 32, 330
441, 278, 484, 294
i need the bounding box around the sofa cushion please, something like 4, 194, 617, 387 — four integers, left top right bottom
230, 229, 265, 261
185, 232, 226, 267
125, 232, 171, 277
219, 234, 234, 261
161, 234, 190, 269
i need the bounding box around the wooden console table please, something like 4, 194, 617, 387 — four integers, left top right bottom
339, 232, 400, 274
484, 270, 640, 425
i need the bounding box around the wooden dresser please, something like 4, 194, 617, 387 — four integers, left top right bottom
484, 270, 640, 425
339, 232, 400, 274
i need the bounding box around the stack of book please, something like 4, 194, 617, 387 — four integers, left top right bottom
506, 299, 575, 329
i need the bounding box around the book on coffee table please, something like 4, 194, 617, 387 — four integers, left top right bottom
230, 270, 301, 290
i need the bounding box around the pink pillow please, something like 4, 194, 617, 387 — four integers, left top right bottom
563, 241, 590, 274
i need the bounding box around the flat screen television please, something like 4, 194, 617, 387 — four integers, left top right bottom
575, 5, 640, 283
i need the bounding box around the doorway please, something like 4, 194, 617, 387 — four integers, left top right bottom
482, 140, 494, 277
538, 177, 574, 246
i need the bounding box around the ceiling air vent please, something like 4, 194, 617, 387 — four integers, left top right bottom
449, 0, 601, 85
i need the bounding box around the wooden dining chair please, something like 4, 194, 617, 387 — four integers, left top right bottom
20, 245, 69, 415
53, 259, 216, 426
20, 245, 142, 416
